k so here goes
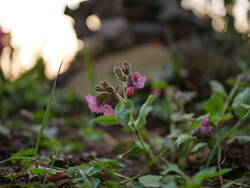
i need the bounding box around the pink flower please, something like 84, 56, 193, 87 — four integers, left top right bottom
128, 72, 146, 89
127, 87, 135, 96
85, 94, 115, 115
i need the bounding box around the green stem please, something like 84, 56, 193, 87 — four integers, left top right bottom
136, 130, 147, 150
206, 78, 240, 167
0, 157, 35, 165
122, 82, 128, 100
121, 148, 168, 184
34, 61, 63, 159
205, 137, 219, 167
83, 48, 96, 94
222, 78, 240, 116
222, 110, 250, 142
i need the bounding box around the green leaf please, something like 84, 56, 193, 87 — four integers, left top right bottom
138, 175, 163, 187
161, 162, 189, 181
234, 135, 250, 143
191, 142, 207, 153
181, 167, 231, 188
90, 177, 101, 188
210, 113, 233, 124
161, 176, 178, 188
171, 113, 194, 123
189, 119, 200, 131
135, 95, 156, 129
176, 134, 195, 148
210, 80, 227, 98
84, 166, 102, 176
152, 81, 167, 89
83, 128, 105, 141
11, 148, 35, 164
34, 61, 63, 157
92, 115, 119, 125
104, 181, 121, 188
115, 100, 134, 126
204, 94, 224, 115
94, 158, 124, 168
30, 167, 57, 175
232, 87, 250, 118
119, 145, 148, 159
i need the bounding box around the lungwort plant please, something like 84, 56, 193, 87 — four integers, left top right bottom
85, 62, 157, 160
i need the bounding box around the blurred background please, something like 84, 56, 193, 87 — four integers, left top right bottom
0, 0, 250, 97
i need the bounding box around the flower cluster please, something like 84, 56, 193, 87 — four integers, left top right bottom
86, 62, 146, 115
85, 81, 119, 115
192, 117, 213, 139
114, 62, 146, 96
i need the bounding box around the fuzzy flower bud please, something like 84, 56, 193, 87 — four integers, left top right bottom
121, 61, 131, 76
192, 118, 213, 139
127, 87, 134, 96
113, 66, 126, 81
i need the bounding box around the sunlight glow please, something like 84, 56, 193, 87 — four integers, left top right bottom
181, 0, 250, 35
0, 0, 85, 79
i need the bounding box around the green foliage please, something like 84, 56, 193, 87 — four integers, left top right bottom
30, 167, 57, 176
134, 95, 156, 130
104, 181, 121, 188
180, 167, 231, 188
191, 142, 207, 153
204, 94, 224, 115
210, 80, 227, 98
11, 148, 35, 165
171, 113, 194, 123
0, 60, 47, 117
151, 81, 167, 90
161, 162, 189, 181
34, 61, 62, 158
232, 87, 250, 118
176, 134, 195, 148
2, 55, 250, 187
92, 115, 119, 125
83, 128, 106, 141
138, 175, 163, 187
119, 145, 148, 159
115, 100, 134, 126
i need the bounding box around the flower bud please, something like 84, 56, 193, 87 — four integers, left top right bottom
113, 66, 126, 81
121, 61, 131, 76
127, 87, 134, 96
192, 118, 213, 139
94, 85, 106, 93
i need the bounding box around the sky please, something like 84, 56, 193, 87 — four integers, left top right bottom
0, 0, 86, 79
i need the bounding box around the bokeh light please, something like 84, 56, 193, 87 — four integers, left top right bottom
86, 14, 102, 32
0, 0, 86, 79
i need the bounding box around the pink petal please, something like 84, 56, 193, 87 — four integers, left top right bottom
101, 105, 115, 115
85, 94, 102, 114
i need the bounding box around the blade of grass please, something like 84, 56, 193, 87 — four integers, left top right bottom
34, 61, 63, 158
83, 48, 96, 94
